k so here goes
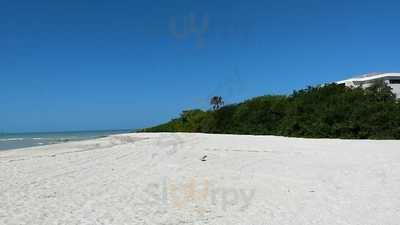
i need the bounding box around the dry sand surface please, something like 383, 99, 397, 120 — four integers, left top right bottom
1, 132, 400, 225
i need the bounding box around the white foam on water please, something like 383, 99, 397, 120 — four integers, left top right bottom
0, 138, 24, 142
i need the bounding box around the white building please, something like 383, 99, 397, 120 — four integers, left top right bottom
336, 72, 400, 98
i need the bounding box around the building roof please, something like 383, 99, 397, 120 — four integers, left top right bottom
336, 72, 400, 84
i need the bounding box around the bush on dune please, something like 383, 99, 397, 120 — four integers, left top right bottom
142, 82, 400, 139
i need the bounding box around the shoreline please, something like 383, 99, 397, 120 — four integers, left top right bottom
0, 129, 131, 151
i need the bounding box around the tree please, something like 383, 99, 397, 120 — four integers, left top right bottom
210, 96, 224, 110
365, 80, 396, 102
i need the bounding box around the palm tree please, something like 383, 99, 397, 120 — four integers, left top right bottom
210, 96, 224, 110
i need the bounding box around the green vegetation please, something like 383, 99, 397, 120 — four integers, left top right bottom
141, 82, 400, 139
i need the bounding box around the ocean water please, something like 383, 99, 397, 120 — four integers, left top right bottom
0, 130, 131, 151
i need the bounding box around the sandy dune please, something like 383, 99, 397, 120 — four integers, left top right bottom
1, 133, 400, 225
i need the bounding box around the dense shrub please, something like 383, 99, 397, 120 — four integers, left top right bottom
141, 83, 400, 139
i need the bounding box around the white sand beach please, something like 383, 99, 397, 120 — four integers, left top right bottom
1, 133, 400, 225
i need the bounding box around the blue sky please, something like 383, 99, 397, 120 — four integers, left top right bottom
1, 0, 400, 132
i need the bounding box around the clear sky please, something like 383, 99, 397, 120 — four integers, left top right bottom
1, 0, 400, 133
